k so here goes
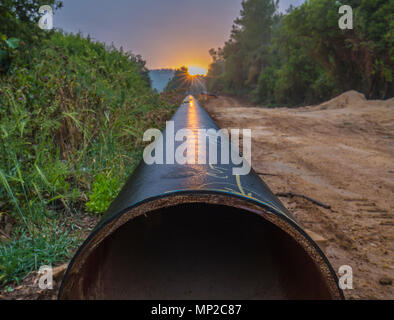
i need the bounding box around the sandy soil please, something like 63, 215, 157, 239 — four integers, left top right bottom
203, 91, 394, 300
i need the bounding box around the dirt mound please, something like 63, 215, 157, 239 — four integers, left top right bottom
316, 90, 367, 110
384, 98, 394, 107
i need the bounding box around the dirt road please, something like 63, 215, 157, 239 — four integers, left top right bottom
204, 91, 394, 299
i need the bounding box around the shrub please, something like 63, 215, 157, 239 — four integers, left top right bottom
86, 173, 120, 214
0, 31, 177, 285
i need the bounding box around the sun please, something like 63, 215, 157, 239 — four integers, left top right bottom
188, 66, 207, 76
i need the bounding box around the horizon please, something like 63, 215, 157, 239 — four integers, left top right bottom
54, 0, 304, 70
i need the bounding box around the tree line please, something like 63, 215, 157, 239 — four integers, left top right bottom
207, 0, 393, 106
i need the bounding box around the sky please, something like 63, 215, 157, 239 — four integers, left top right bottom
54, 0, 305, 70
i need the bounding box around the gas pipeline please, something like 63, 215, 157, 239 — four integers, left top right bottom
59, 96, 343, 300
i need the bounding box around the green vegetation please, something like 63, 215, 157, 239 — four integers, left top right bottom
207, 0, 393, 106
86, 173, 121, 214
0, 1, 177, 285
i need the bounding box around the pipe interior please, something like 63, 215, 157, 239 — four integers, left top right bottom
71, 202, 332, 299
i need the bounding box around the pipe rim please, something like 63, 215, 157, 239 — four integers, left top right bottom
59, 190, 344, 300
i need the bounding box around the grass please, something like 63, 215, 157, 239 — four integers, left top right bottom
0, 223, 78, 284
0, 31, 178, 286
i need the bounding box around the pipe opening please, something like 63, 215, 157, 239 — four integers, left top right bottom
66, 202, 332, 299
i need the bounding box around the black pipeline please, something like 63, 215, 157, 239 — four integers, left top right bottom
59, 96, 343, 300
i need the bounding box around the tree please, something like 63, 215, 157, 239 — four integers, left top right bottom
283, 0, 393, 98
207, 0, 280, 97
0, 1, 63, 72
0, 0, 63, 37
